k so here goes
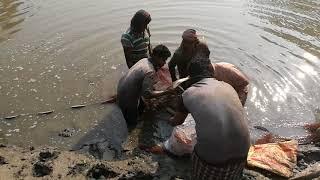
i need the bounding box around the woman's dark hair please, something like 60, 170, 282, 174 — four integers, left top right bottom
130, 9, 151, 33
188, 58, 214, 79
152, 44, 171, 60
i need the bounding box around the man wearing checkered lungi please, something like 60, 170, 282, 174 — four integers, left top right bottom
169, 47, 250, 180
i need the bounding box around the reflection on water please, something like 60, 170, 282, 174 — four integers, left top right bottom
0, 0, 319, 147
248, 0, 320, 57
0, 0, 33, 42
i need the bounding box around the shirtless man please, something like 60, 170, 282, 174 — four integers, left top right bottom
117, 44, 171, 126
170, 40, 249, 104
170, 58, 250, 180
168, 29, 199, 82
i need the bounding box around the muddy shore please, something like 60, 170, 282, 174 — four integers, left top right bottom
0, 140, 320, 179
1, 106, 320, 179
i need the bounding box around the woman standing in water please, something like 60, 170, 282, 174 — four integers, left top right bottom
121, 10, 152, 68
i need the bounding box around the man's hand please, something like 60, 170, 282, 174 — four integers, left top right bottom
169, 111, 188, 126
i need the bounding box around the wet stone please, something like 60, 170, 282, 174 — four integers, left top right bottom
296, 159, 308, 171
0, 156, 8, 165
58, 128, 76, 137
119, 171, 155, 180
0, 144, 7, 148
86, 164, 118, 179
298, 144, 320, 164
14, 165, 27, 178
67, 163, 89, 176
292, 163, 320, 180
39, 149, 59, 162
243, 169, 269, 180
32, 161, 53, 177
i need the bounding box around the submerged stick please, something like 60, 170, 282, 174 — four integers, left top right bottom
37, 110, 54, 115
4, 115, 19, 120
71, 105, 86, 109
101, 95, 117, 104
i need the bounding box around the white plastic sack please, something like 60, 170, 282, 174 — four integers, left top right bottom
164, 114, 197, 156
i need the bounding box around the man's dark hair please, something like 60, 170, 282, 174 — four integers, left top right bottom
131, 10, 151, 33
189, 58, 214, 79
152, 44, 171, 60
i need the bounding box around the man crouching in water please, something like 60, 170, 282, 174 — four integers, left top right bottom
169, 58, 250, 179
117, 44, 171, 126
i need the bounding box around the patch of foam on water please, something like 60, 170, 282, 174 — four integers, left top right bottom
29, 125, 36, 129
8, 129, 20, 133
28, 78, 37, 83
16, 66, 24, 70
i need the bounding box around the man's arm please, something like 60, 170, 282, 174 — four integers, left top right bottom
214, 63, 249, 105
168, 53, 179, 82
226, 63, 249, 88
123, 47, 135, 68
142, 72, 174, 99
229, 66, 249, 105
121, 35, 135, 68
169, 96, 188, 126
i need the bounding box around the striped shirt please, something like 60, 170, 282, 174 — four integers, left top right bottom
121, 28, 150, 66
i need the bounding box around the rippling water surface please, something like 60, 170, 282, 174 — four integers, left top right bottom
0, 0, 319, 147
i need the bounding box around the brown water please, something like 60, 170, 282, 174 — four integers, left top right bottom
0, 0, 319, 148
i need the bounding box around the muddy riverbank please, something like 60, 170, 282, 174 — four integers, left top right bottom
0, 141, 320, 179
1, 108, 320, 179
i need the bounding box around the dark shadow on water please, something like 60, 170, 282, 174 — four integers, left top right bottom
72, 104, 128, 160
71, 101, 192, 178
